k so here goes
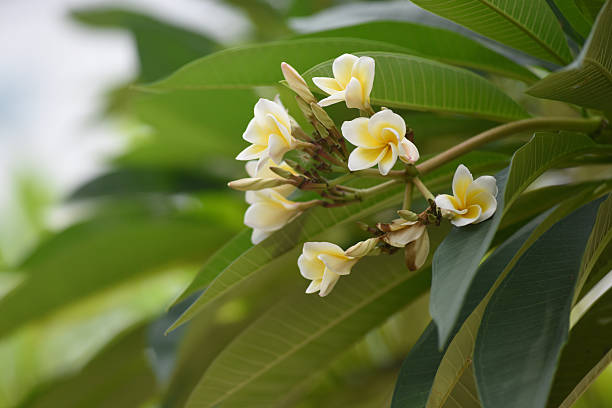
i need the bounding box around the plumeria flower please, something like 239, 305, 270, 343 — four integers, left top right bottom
341, 109, 419, 175
435, 164, 498, 227
298, 242, 359, 297
313, 54, 375, 110
245, 159, 296, 198
236, 98, 296, 171
379, 219, 429, 271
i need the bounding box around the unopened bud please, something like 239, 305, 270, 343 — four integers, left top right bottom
397, 209, 419, 222
346, 238, 380, 258
314, 122, 329, 138
228, 177, 291, 191
310, 102, 336, 129
404, 231, 430, 271
295, 96, 313, 119
269, 166, 295, 179
281, 62, 316, 104
356, 221, 370, 231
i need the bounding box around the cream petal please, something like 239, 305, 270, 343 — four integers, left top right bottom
267, 113, 293, 146
469, 191, 498, 223
451, 205, 482, 227
267, 190, 301, 210
318, 253, 356, 276
471, 175, 498, 198
352, 56, 375, 100
242, 118, 266, 145
298, 253, 324, 280
383, 224, 425, 247
312, 77, 344, 94
245, 160, 258, 178
244, 201, 296, 231
319, 268, 341, 297
251, 228, 271, 245
452, 164, 473, 206
378, 143, 398, 176
332, 53, 359, 87
435, 194, 464, 213
398, 138, 420, 163
368, 109, 406, 139
348, 146, 386, 171
318, 92, 346, 107
302, 242, 345, 259
254, 98, 289, 126
236, 144, 266, 161
267, 133, 290, 164
245, 190, 257, 204
341, 118, 381, 148
344, 77, 365, 109
305, 279, 322, 294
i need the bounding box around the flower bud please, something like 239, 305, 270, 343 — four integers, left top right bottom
345, 237, 380, 258
269, 166, 295, 179
228, 177, 292, 191
281, 62, 317, 104
310, 102, 336, 129
397, 209, 419, 222
404, 230, 429, 271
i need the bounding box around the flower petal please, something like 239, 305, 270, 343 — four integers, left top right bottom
267, 133, 290, 164
298, 253, 324, 280
352, 56, 375, 101
344, 77, 365, 109
236, 144, 266, 161
332, 54, 358, 87
383, 223, 425, 247
452, 164, 473, 206
471, 175, 498, 197
451, 205, 482, 227
378, 143, 397, 175
368, 109, 406, 140
319, 268, 341, 297
312, 77, 344, 94
405, 230, 429, 270
244, 201, 296, 231
302, 242, 345, 259
251, 228, 270, 245
348, 146, 386, 171
318, 92, 346, 107
341, 117, 380, 148
305, 279, 322, 294
398, 138, 420, 163
469, 191, 497, 223
435, 194, 465, 214
254, 98, 290, 127
318, 253, 356, 276
242, 118, 266, 145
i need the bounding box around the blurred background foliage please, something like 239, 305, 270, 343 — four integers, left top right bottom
0, 1, 610, 407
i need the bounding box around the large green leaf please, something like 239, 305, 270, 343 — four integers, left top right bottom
303, 53, 529, 122
408, 0, 572, 64
551, 0, 594, 39
527, 1, 612, 116
0, 211, 238, 338
185, 253, 431, 408
431, 132, 612, 348
71, 7, 217, 82
547, 285, 612, 408
169, 152, 510, 331
473, 198, 603, 408
146, 38, 406, 91
299, 21, 538, 82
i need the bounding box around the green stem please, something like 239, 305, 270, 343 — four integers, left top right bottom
416, 116, 603, 175
413, 177, 435, 201
352, 168, 405, 179
327, 173, 353, 187
355, 179, 402, 199
402, 182, 413, 210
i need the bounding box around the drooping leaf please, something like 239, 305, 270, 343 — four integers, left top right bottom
303, 52, 529, 122
185, 253, 431, 408
408, 0, 572, 64
299, 21, 538, 82
431, 132, 612, 348
474, 198, 603, 408
71, 7, 217, 82
169, 152, 510, 331
527, 1, 612, 116
550, 0, 594, 39
146, 38, 406, 91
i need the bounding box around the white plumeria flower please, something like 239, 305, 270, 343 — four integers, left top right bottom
435, 164, 498, 227
243, 159, 300, 244
236, 98, 296, 171
313, 54, 375, 110
298, 242, 359, 297
341, 109, 420, 175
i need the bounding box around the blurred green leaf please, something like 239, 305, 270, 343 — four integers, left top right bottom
409, 0, 572, 64
303, 52, 529, 122
474, 198, 602, 408
72, 7, 218, 82
300, 21, 538, 82
146, 38, 406, 91
170, 151, 510, 331
575, 0, 606, 21
527, 1, 612, 116
550, 0, 593, 39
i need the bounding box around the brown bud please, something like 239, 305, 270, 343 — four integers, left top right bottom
404, 231, 430, 271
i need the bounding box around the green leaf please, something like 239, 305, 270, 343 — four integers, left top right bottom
146, 38, 406, 91
527, 1, 612, 116
474, 198, 603, 408
547, 285, 612, 408
550, 0, 594, 39
185, 254, 431, 408
71, 7, 217, 82
303, 52, 529, 122
169, 152, 510, 332
409, 0, 572, 65
0, 212, 237, 338
299, 21, 538, 83
20, 326, 156, 408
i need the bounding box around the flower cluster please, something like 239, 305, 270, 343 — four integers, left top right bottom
227, 54, 498, 297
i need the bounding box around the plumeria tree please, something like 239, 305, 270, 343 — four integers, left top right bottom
2, 1, 612, 408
